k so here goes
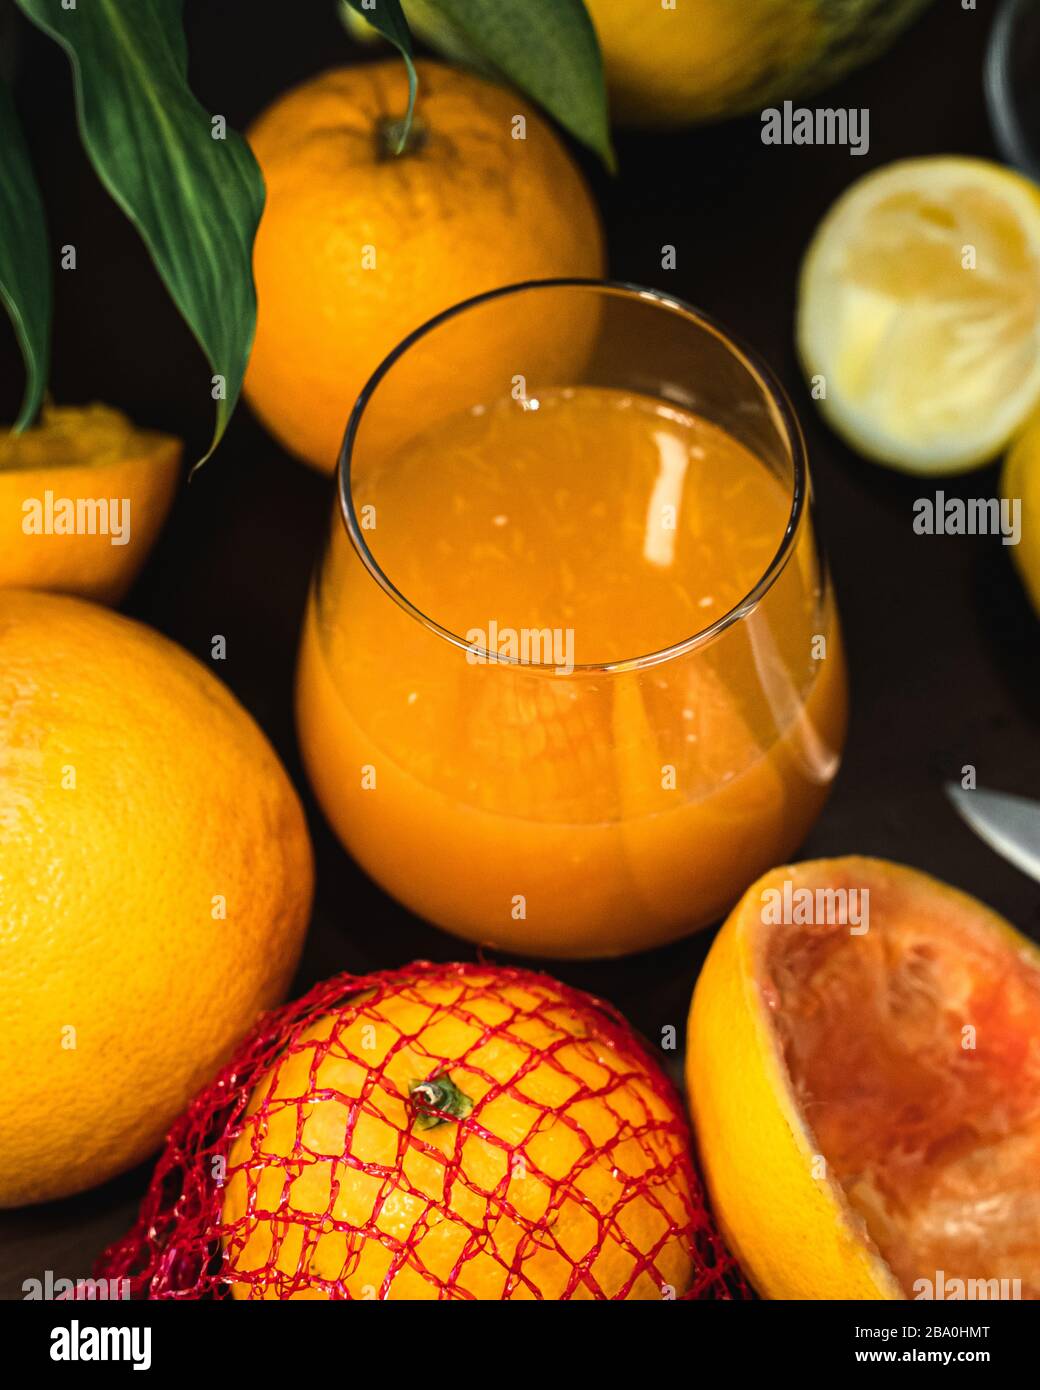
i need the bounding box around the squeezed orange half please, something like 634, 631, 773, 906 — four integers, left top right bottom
688, 858, 1040, 1299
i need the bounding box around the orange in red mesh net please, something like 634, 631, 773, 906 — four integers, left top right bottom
96, 961, 750, 1300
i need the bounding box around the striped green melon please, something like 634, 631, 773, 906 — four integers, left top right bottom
585, 0, 936, 127
347, 0, 936, 132
347, 0, 934, 131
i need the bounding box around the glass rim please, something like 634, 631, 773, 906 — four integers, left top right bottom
336, 277, 809, 675
984, 0, 1040, 181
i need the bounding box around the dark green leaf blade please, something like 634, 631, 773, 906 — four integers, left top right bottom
15, 0, 265, 463
342, 0, 417, 149
406, 0, 613, 168
0, 79, 52, 431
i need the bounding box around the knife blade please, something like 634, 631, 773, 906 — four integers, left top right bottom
945, 783, 1040, 884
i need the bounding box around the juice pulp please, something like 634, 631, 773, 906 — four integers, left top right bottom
297, 386, 847, 957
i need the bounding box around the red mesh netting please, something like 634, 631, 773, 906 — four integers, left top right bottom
95, 960, 750, 1301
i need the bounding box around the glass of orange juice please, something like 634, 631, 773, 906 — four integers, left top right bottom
296, 281, 847, 958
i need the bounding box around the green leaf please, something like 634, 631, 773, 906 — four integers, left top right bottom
338, 1, 383, 46
341, 0, 417, 151
0, 79, 52, 431
15, 0, 265, 464
403, 0, 614, 169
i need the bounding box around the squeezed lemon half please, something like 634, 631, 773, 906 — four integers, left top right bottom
797, 157, 1040, 473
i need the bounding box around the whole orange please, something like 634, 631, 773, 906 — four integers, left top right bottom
0, 590, 314, 1206
218, 965, 704, 1299
244, 59, 606, 472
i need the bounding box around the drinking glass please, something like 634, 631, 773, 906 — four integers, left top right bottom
296, 281, 847, 958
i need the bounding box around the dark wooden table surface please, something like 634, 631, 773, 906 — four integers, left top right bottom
2, 0, 1037, 1299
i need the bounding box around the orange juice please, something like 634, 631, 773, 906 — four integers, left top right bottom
297, 386, 846, 957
